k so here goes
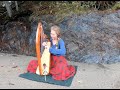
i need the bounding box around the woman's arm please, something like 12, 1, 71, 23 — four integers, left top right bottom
49, 39, 66, 55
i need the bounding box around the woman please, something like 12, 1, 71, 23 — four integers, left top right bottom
43, 25, 76, 81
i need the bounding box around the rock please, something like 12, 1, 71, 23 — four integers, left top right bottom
59, 10, 120, 63
0, 10, 120, 64
1, 21, 31, 55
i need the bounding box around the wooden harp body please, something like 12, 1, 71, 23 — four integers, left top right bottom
35, 22, 51, 75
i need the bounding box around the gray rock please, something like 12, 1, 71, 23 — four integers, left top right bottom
1, 10, 120, 64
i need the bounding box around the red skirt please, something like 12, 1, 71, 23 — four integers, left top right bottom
27, 60, 38, 73
50, 55, 76, 80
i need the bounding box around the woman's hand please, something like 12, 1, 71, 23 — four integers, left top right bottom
42, 42, 49, 49
45, 45, 49, 49
42, 42, 47, 46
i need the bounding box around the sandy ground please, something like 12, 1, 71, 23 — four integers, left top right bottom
0, 52, 120, 89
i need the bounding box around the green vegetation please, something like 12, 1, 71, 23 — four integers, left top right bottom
26, 1, 117, 23
1, 1, 119, 24
112, 2, 120, 10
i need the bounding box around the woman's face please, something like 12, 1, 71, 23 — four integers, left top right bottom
50, 30, 57, 40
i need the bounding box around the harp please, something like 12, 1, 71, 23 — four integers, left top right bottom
35, 22, 51, 76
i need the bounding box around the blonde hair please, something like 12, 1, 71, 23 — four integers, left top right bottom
51, 25, 61, 38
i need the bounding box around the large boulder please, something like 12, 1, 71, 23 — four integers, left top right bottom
59, 10, 120, 64
0, 10, 120, 64
1, 21, 31, 55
